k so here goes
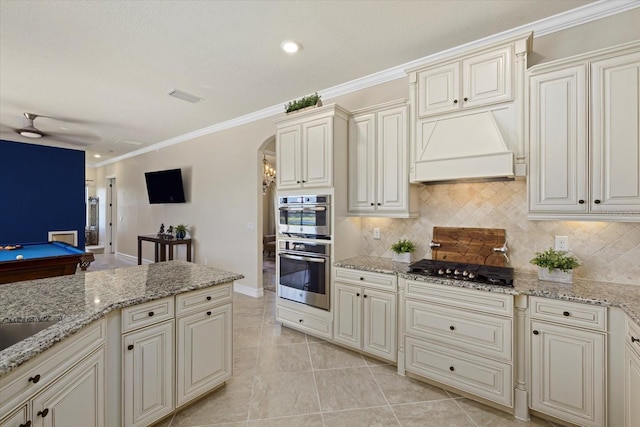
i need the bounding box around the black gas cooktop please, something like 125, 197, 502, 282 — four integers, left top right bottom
408, 259, 514, 287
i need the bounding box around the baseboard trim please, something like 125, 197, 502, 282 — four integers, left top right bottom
234, 283, 264, 298
116, 252, 149, 265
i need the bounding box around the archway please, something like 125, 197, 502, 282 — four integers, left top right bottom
257, 135, 276, 292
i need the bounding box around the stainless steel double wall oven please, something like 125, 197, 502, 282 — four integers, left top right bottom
277, 195, 331, 310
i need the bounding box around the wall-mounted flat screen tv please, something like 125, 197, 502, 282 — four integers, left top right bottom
144, 168, 186, 204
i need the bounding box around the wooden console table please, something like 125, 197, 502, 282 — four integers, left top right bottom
137, 235, 192, 265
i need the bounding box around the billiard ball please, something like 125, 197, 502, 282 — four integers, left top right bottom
16, 254, 23, 260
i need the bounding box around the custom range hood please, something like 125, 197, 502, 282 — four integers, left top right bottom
411, 110, 514, 183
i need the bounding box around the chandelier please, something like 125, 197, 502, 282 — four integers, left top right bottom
262, 156, 276, 195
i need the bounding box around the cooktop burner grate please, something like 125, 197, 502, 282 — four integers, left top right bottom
408, 259, 514, 287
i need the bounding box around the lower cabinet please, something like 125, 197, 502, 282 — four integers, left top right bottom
529, 298, 606, 427
625, 317, 640, 427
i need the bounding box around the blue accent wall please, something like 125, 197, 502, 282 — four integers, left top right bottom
0, 140, 86, 248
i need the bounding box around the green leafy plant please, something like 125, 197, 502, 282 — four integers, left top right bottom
390, 239, 416, 254
175, 224, 189, 233
530, 248, 580, 272
284, 92, 322, 113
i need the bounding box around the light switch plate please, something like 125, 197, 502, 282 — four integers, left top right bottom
555, 236, 569, 252
373, 228, 381, 239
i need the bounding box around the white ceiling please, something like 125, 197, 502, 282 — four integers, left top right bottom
0, 0, 621, 166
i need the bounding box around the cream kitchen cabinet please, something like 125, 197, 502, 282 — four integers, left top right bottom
402, 279, 514, 407
624, 316, 640, 427
0, 320, 106, 427
529, 297, 606, 427
348, 100, 418, 217
415, 44, 513, 117
333, 268, 397, 362
276, 104, 349, 190
528, 42, 640, 221
175, 285, 233, 407
122, 299, 175, 427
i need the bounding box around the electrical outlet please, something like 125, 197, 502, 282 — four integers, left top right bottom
373, 228, 381, 239
555, 236, 569, 252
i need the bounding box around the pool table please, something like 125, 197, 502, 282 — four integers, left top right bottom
0, 241, 94, 284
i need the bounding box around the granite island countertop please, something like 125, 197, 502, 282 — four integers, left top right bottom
335, 256, 640, 327
0, 260, 244, 377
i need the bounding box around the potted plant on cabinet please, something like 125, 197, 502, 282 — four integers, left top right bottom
175, 224, 189, 240
390, 239, 416, 263
284, 92, 322, 114
530, 248, 580, 284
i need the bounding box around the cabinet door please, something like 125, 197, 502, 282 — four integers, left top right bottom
625, 344, 640, 427
333, 282, 361, 350
123, 321, 174, 427
0, 405, 28, 427
417, 62, 460, 117
528, 64, 588, 213
376, 106, 408, 213
462, 45, 513, 108
31, 347, 105, 427
362, 288, 396, 362
348, 113, 376, 212
530, 321, 605, 427
591, 51, 640, 212
302, 116, 333, 188
276, 124, 302, 189
177, 304, 232, 407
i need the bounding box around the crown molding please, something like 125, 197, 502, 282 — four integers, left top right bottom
93, 0, 639, 168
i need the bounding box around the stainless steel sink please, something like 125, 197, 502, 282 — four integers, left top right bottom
0, 321, 59, 352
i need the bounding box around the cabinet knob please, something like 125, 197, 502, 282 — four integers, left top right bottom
128, 344, 134, 350
594, 199, 601, 204
28, 374, 41, 384
449, 366, 455, 371
449, 325, 455, 331
632, 336, 640, 343
453, 99, 458, 104
19, 421, 32, 427
207, 296, 212, 301
297, 181, 301, 184
207, 311, 212, 316
356, 293, 360, 297
370, 203, 374, 206
463, 97, 468, 102
563, 311, 570, 317
302, 180, 306, 183
360, 277, 364, 281
533, 330, 539, 335
148, 311, 154, 317
578, 199, 585, 204
37, 408, 49, 418
363, 294, 368, 298
299, 319, 304, 323
377, 203, 381, 206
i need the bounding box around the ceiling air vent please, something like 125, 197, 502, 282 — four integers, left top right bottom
115, 139, 144, 146
167, 89, 203, 104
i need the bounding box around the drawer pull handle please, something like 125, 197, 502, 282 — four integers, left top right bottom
299, 319, 304, 323
563, 311, 570, 317
578, 199, 585, 204
449, 366, 454, 371
449, 325, 455, 331
148, 311, 154, 317
533, 330, 539, 335
128, 344, 134, 350
207, 296, 212, 301
207, 311, 212, 316
594, 199, 601, 204
37, 408, 49, 418
28, 374, 41, 384
632, 336, 640, 343
360, 277, 364, 280
19, 421, 32, 427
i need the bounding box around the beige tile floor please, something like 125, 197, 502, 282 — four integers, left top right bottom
88, 254, 559, 427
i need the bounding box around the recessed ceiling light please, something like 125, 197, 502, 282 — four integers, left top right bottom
94, 154, 101, 158
281, 40, 301, 54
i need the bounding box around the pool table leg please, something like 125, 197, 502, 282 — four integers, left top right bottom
80, 252, 95, 271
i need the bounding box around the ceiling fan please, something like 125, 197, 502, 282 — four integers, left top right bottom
1, 112, 97, 147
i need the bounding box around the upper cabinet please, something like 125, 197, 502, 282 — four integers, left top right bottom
348, 100, 419, 217
276, 104, 349, 190
528, 42, 640, 221
408, 33, 532, 182
416, 45, 513, 117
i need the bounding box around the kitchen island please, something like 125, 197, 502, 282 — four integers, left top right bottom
0, 260, 243, 427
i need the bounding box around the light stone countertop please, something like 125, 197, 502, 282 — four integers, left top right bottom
0, 260, 243, 377
335, 256, 640, 328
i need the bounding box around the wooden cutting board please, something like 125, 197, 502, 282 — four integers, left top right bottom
431, 227, 507, 267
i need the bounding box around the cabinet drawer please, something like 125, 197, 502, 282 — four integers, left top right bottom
627, 316, 640, 354
0, 319, 106, 416
335, 268, 396, 291
405, 336, 512, 407
530, 297, 606, 331
406, 299, 512, 362
176, 284, 232, 316
405, 279, 513, 317
122, 297, 174, 333
277, 306, 332, 339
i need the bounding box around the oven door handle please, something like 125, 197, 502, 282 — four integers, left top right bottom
279, 253, 326, 263
279, 206, 327, 212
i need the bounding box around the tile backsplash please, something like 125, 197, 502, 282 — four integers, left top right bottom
361, 180, 640, 286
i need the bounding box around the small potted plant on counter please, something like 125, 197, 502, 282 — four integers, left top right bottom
390, 239, 416, 263
175, 224, 189, 240
530, 248, 580, 284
